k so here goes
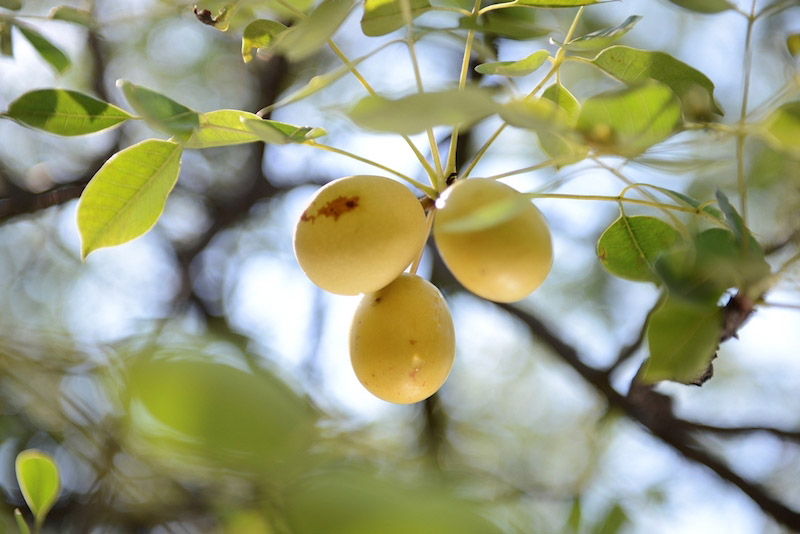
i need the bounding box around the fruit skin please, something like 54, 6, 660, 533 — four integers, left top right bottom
293, 175, 428, 295
433, 178, 552, 303
350, 274, 455, 404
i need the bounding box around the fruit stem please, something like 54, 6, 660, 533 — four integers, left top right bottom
410, 210, 435, 275
306, 141, 436, 197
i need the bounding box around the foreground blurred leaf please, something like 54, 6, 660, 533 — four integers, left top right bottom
553, 15, 641, 51
125, 350, 317, 474
15, 450, 60, 529
241, 19, 287, 62
458, 8, 548, 40
18, 26, 70, 73
538, 84, 588, 166
77, 139, 182, 258
348, 88, 498, 134
436, 192, 530, 232
666, 0, 732, 13
274, 0, 353, 61
596, 503, 628, 534
14, 509, 31, 534
597, 216, 680, 283
789, 34, 800, 58
761, 101, 800, 158
576, 81, 681, 157
500, 97, 568, 130
590, 46, 722, 118
5, 89, 132, 135
643, 296, 722, 383
0, 0, 21, 8
475, 49, 549, 76
241, 117, 326, 144
361, 0, 430, 37
118, 80, 199, 140
48, 6, 94, 27
284, 469, 502, 534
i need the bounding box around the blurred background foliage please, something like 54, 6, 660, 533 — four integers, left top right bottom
0, 0, 799, 532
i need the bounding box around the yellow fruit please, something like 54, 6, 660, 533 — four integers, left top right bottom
433, 178, 552, 302
293, 175, 428, 295
350, 274, 455, 404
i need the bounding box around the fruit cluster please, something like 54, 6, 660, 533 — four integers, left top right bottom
293, 175, 553, 403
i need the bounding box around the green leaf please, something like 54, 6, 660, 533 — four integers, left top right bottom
15, 450, 60, 528
499, 98, 568, 131
537, 84, 588, 167
0, 0, 22, 10
646, 186, 722, 219
118, 80, 199, 140
566, 498, 582, 533
77, 139, 182, 258
514, 0, 603, 6
596, 503, 628, 534
665, 0, 732, 14
48, 6, 94, 27
788, 34, 800, 58
458, 8, 549, 40
348, 88, 498, 135
18, 26, 70, 74
273, 0, 353, 61
761, 101, 800, 158
553, 15, 642, 52
590, 45, 722, 118
576, 81, 682, 157
14, 509, 31, 534
597, 215, 680, 283
185, 109, 263, 148
241, 117, 326, 144
0, 19, 13, 56
241, 19, 287, 63
475, 49, 549, 77
5, 89, 132, 136
361, 0, 431, 37
643, 296, 723, 384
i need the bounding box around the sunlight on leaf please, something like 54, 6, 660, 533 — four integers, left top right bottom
597, 215, 680, 283
458, 8, 549, 40
5, 89, 132, 136
241, 19, 287, 62
241, 117, 326, 144
761, 101, 800, 158
576, 81, 681, 157
590, 46, 722, 119
348, 88, 498, 135
18, 26, 70, 74
361, 0, 431, 37
77, 139, 182, 258
118, 80, 199, 140
48, 6, 95, 27
475, 49, 549, 77
537, 84, 588, 167
185, 109, 264, 148
643, 296, 722, 384
553, 15, 641, 52
273, 0, 353, 61
499, 98, 568, 131
15, 450, 60, 529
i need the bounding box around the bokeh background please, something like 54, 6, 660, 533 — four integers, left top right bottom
0, 0, 800, 532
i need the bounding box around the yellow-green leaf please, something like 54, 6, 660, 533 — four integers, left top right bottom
77, 139, 182, 258
0, 19, 13, 56
15, 450, 60, 528
348, 88, 498, 135
475, 49, 549, 77
576, 81, 681, 157
597, 215, 680, 283
590, 46, 722, 118
788, 34, 800, 58
643, 296, 723, 384
666, 0, 732, 14
241, 19, 287, 63
240, 117, 326, 144
18, 26, 70, 74
273, 0, 353, 61
185, 109, 264, 148
761, 101, 800, 158
5, 89, 132, 136
14, 509, 31, 534
361, 0, 431, 37
0, 0, 22, 11
552, 15, 641, 52
118, 80, 199, 140
499, 98, 568, 131
537, 84, 588, 167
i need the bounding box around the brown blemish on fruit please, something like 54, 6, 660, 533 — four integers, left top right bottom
299, 195, 360, 223
409, 367, 420, 379
409, 339, 417, 345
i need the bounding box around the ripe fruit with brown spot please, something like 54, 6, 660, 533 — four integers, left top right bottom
350, 274, 455, 404
433, 178, 552, 302
293, 175, 428, 295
